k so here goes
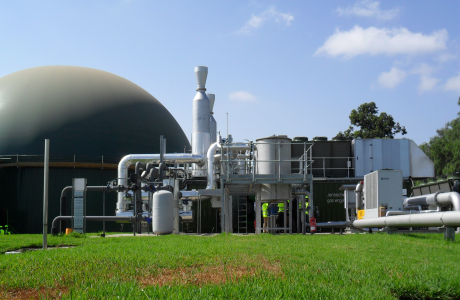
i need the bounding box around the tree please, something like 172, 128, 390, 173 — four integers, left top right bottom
335, 102, 407, 139
419, 96, 460, 175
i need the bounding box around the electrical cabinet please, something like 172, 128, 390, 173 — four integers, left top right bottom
363, 170, 403, 219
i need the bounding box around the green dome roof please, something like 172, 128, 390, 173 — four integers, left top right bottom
0, 66, 190, 159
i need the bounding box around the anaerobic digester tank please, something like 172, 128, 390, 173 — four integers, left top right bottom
255, 135, 292, 200
192, 66, 210, 177
151, 190, 174, 235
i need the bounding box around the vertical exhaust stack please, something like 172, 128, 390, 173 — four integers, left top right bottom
192, 66, 211, 177
207, 93, 217, 144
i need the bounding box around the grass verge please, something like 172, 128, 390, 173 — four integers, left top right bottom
0, 233, 459, 299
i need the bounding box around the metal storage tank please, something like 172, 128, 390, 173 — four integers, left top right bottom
330, 138, 352, 178
0, 66, 191, 233
255, 135, 291, 201
151, 191, 174, 235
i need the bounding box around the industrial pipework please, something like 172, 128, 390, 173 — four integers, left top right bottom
352, 191, 460, 240
403, 191, 460, 211
116, 153, 204, 213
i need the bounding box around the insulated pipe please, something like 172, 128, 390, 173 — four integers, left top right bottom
353, 211, 460, 228
403, 192, 460, 211
404, 205, 422, 211
355, 181, 363, 210
51, 215, 136, 234
180, 190, 211, 201
220, 145, 252, 152
316, 221, 349, 228
206, 137, 221, 189
386, 211, 411, 217
173, 179, 180, 234
60, 185, 127, 234
117, 153, 205, 212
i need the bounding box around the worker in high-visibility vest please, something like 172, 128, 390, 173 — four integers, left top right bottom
299, 195, 309, 215
262, 203, 268, 233
277, 202, 284, 233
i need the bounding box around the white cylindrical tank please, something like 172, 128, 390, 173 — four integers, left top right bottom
255, 135, 292, 201
255, 135, 292, 175
151, 190, 174, 235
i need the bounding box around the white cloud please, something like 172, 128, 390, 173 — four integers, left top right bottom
336, 0, 400, 20
235, 7, 294, 35
378, 67, 407, 89
435, 53, 457, 63
411, 63, 439, 92
418, 76, 439, 93
411, 63, 434, 76
229, 91, 257, 102
444, 73, 460, 93
315, 26, 448, 58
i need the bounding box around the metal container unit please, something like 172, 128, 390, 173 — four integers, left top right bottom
151, 190, 174, 235
412, 175, 458, 196
363, 170, 403, 219
353, 138, 434, 178
313, 182, 357, 224
255, 135, 291, 201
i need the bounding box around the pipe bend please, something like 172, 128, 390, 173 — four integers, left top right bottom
206, 141, 220, 189
448, 192, 460, 211
61, 186, 72, 198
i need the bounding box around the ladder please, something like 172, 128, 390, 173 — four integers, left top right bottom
237, 196, 247, 233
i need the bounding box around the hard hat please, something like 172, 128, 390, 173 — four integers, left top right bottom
305, 195, 309, 199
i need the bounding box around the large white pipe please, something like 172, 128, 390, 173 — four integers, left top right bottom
403, 192, 460, 211
355, 181, 363, 211
206, 137, 221, 189
353, 211, 460, 228
116, 153, 205, 212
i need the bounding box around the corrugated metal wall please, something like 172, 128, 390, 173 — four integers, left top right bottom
312, 142, 331, 177
0, 167, 132, 234
331, 141, 352, 177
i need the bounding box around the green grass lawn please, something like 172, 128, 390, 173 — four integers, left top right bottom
0, 233, 459, 299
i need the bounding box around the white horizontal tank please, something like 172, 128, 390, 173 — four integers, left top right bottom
151, 190, 174, 235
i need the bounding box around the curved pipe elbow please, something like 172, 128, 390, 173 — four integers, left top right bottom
206, 141, 220, 189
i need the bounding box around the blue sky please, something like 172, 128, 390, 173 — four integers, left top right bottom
0, 0, 459, 145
